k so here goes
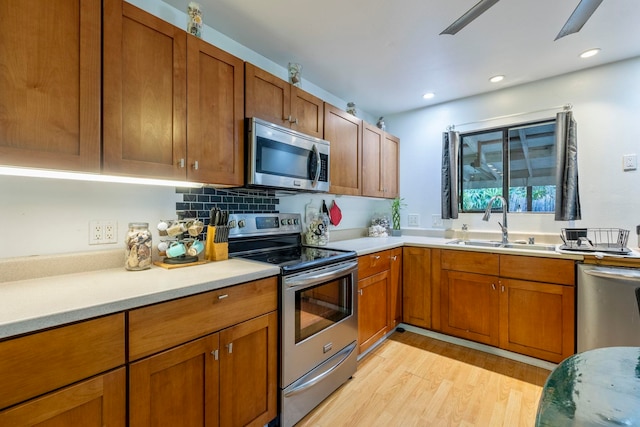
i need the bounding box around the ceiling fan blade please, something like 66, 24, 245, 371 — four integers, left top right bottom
440, 0, 500, 35
555, 0, 604, 40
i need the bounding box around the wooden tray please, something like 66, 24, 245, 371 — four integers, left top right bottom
153, 259, 208, 269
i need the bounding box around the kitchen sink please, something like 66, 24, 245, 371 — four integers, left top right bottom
446, 239, 557, 252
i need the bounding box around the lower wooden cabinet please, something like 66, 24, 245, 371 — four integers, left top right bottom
402, 247, 432, 328
499, 279, 575, 362
357, 249, 402, 354
438, 249, 575, 363
129, 311, 278, 427
441, 270, 500, 347
358, 270, 389, 354
0, 368, 125, 426
388, 248, 403, 330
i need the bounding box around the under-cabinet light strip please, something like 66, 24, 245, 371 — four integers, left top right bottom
0, 166, 203, 188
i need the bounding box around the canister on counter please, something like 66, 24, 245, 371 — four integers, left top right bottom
125, 222, 152, 271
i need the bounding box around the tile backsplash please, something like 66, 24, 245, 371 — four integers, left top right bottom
175, 187, 279, 222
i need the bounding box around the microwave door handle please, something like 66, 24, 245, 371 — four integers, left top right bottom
311, 143, 321, 188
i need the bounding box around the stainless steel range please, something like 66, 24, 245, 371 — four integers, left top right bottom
228, 213, 358, 427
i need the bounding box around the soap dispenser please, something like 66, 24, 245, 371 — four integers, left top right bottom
462, 224, 469, 241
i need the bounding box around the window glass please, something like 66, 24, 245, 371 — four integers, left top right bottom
460, 120, 556, 213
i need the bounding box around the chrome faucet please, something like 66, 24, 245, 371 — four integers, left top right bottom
482, 195, 508, 244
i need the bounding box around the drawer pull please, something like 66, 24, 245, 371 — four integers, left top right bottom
374, 255, 380, 260
391, 255, 397, 261
211, 349, 219, 360
217, 294, 229, 300
227, 343, 233, 354
491, 283, 496, 290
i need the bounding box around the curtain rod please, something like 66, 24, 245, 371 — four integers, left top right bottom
446, 103, 572, 131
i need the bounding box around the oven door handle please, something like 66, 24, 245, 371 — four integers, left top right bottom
284, 341, 357, 398
285, 261, 358, 289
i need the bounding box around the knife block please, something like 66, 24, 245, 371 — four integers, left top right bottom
205, 226, 228, 261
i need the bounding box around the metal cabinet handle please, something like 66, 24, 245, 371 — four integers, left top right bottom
226, 343, 233, 354
193, 160, 199, 170
500, 281, 505, 292
217, 294, 228, 300
211, 349, 219, 360
491, 283, 496, 290
391, 255, 397, 261
358, 289, 363, 295
178, 158, 185, 168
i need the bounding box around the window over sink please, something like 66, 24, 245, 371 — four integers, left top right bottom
459, 119, 557, 213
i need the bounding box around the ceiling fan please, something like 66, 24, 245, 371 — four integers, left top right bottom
440, 0, 604, 41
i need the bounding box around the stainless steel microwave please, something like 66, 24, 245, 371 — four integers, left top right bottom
246, 117, 330, 192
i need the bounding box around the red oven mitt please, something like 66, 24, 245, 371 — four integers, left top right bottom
329, 201, 342, 226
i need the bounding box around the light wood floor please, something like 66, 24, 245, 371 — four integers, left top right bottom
296, 331, 550, 427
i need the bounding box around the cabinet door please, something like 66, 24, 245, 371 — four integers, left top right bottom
388, 248, 403, 330
500, 279, 575, 363
0, 368, 125, 427
402, 247, 432, 328
129, 334, 219, 427
382, 132, 400, 199
219, 312, 277, 427
187, 36, 244, 185
441, 270, 500, 346
103, 0, 187, 179
245, 63, 290, 128
358, 271, 389, 354
324, 103, 362, 196
361, 122, 384, 198
291, 87, 324, 138
0, 0, 100, 172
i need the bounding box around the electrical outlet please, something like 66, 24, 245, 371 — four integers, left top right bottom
103, 221, 117, 243
408, 214, 420, 227
90, 220, 118, 245
623, 153, 637, 171
89, 220, 103, 245
432, 214, 443, 228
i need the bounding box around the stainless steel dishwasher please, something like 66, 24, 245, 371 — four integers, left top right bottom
577, 263, 640, 352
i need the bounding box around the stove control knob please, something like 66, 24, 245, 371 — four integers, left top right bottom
238, 219, 246, 228
293, 218, 299, 225
281, 219, 287, 226
288, 219, 294, 225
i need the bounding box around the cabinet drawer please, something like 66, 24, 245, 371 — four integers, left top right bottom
441, 250, 499, 275
358, 250, 391, 279
128, 277, 278, 360
0, 314, 125, 410
500, 255, 575, 286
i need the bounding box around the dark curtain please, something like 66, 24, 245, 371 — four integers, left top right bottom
555, 111, 581, 220
441, 130, 459, 219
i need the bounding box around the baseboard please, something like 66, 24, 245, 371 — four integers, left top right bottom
396, 323, 557, 371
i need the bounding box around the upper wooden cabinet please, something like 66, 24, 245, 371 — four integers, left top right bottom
103, 0, 244, 185
187, 36, 244, 186
245, 63, 324, 138
362, 123, 400, 199
324, 103, 362, 196
0, 0, 101, 172
103, 0, 187, 180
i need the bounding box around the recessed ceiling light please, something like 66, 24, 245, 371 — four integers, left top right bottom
580, 48, 600, 58
423, 92, 435, 100
489, 75, 504, 83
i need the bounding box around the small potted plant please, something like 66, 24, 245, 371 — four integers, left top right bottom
390, 197, 405, 236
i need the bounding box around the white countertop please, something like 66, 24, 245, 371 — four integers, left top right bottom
4, 233, 632, 341
0, 258, 279, 339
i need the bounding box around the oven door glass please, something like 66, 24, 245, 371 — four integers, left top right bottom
295, 276, 352, 343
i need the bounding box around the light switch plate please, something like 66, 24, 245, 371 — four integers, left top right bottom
432, 214, 443, 227
408, 214, 420, 227
623, 153, 637, 171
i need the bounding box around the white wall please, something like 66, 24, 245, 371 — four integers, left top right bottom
386, 56, 640, 240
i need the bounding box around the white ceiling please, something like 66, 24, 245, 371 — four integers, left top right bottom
163, 0, 640, 117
